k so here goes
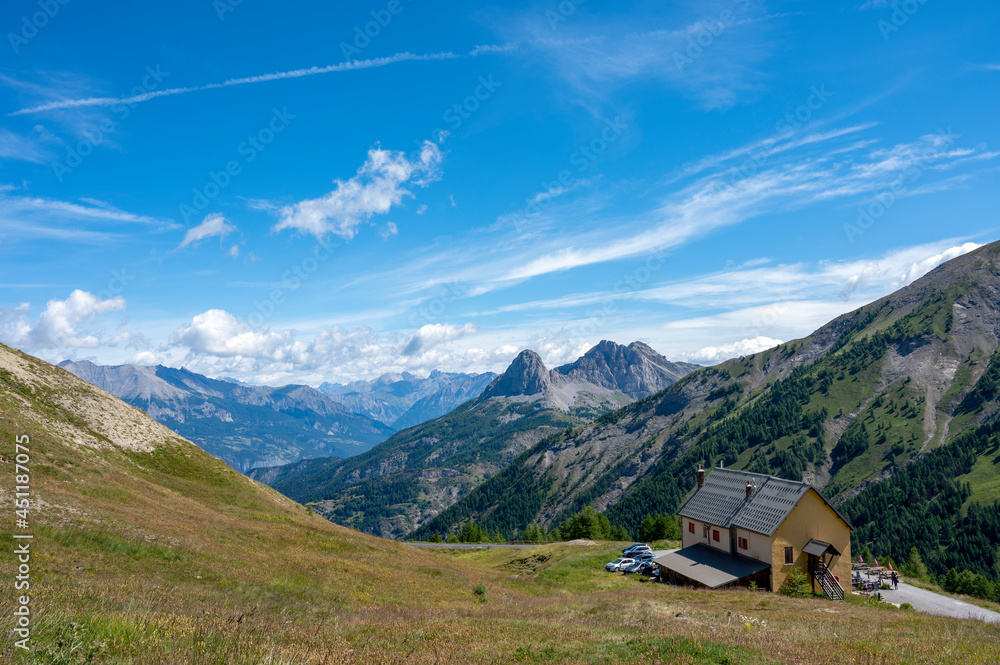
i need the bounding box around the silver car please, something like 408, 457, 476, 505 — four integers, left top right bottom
605, 557, 635, 572
623, 554, 655, 574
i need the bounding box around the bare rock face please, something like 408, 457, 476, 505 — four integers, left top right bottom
479, 350, 552, 399
556, 340, 700, 399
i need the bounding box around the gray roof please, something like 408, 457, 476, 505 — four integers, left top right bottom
678, 467, 852, 537
653, 544, 770, 589
802, 538, 841, 557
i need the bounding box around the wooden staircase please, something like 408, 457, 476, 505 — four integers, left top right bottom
814, 562, 844, 601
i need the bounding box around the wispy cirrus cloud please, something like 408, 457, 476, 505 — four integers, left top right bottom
487, 130, 995, 286
8, 47, 513, 116
0, 128, 50, 163
510, 2, 787, 110
0, 192, 177, 244
351, 122, 995, 323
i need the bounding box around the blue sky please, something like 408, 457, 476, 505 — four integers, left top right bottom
1, 0, 998, 385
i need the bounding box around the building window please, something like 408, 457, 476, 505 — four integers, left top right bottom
784, 546, 794, 564
738, 537, 748, 550
688, 521, 695, 534
713, 529, 720, 542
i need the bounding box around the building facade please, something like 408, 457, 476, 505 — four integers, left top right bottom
658, 467, 852, 597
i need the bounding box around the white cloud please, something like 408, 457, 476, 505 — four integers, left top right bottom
403, 323, 478, 356
836, 242, 981, 298
162, 309, 498, 384
692, 336, 783, 364
0, 290, 126, 349
379, 221, 398, 240
169, 309, 291, 357
177, 213, 237, 250
130, 350, 159, 366
273, 142, 443, 239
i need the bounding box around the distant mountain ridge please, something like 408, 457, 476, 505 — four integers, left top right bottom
59, 360, 394, 473
319, 370, 497, 429
255, 340, 699, 538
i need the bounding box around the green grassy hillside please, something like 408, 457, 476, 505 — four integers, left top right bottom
251, 397, 581, 538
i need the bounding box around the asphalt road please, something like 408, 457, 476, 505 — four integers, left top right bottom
404, 542, 537, 549
879, 582, 1000, 624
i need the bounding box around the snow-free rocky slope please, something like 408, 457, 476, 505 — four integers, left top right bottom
415, 241, 1000, 548
254, 341, 698, 538
319, 370, 497, 430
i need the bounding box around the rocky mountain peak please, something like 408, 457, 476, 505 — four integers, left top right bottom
479, 349, 552, 399
554, 340, 699, 399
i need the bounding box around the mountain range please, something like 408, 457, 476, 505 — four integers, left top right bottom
252, 341, 699, 538
411, 242, 1000, 583
318, 370, 497, 429
58, 360, 394, 472
2, 336, 977, 661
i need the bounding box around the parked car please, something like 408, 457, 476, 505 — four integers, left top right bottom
605, 557, 635, 572
623, 554, 656, 574
622, 560, 644, 574
637, 561, 659, 576
622, 543, 649, 556
623, 544, 652, 557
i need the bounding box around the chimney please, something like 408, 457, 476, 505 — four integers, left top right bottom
745, 481, 753, 499
697, 465, 705, 489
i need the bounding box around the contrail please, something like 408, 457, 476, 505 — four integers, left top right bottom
9, 46, 517, 116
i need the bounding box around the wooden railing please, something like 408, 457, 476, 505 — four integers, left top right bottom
814, 561, 844, 602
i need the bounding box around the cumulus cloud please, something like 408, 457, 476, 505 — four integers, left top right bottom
162, 309, 498, 384
273, 142, 443, 239
403, 323, 478, 356
691, 336, 783, 364
169, 309, 291, 357
0, 290, 126, 349
178, 213, 237, 250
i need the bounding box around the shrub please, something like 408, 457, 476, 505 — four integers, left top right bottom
473, 584, 487, 603
779, 568, 813, 598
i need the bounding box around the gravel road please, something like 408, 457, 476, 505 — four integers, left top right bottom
879, 582, 1000, 623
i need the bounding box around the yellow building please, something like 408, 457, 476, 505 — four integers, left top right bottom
654, 467, 852, 599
